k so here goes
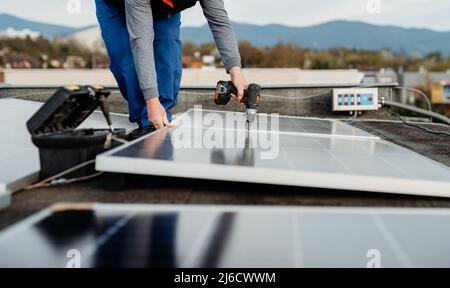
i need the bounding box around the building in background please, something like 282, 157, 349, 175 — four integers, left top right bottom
58, 26, 106, 54
64, 56, 86, 69
0, 28, 40, 40
432, 81, 450, 104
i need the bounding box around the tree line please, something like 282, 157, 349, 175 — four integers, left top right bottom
1, 36, 449, 72
184, 41, 450, 72
0, 37, 108, 69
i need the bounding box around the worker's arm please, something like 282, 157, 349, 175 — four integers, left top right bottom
200, 0, 249, 99
125, 0, 170, 129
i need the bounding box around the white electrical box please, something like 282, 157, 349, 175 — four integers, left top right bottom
332, 88, 379, 111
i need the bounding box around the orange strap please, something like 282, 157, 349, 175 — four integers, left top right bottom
162, 0, 174, 8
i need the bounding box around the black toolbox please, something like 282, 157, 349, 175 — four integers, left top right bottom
26, 85, 126, 180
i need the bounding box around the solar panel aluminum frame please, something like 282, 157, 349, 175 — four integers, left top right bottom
0, 191, 11, 210
0, 168, 39, 197
0, 173, 37, 210
96, 109, 450, 198
5, 203, 450, 245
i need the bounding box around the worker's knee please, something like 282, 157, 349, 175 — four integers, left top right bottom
108, 46, 135, 69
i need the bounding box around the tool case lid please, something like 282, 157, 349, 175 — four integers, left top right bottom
26, 85, 111, 136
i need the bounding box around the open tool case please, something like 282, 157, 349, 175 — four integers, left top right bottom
26, 86, 126, 180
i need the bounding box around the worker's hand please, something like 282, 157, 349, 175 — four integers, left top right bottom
146, 98, 172, 130
229, 66, 249, 101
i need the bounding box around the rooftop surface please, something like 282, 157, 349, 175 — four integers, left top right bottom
1, 86, 450, 231
0, 85, 449, 232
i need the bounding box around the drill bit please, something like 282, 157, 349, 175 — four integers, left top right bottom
88, 86, 114, 132
97, 95, 113, 132
246, 109, 257, 124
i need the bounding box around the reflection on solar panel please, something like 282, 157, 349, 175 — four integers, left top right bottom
1, 204, 450, 268
96, 109, 450, 198
174, 110, 380, 140
0, 98, 137, 201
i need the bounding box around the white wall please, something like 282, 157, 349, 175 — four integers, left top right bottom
2, 68, 364, 86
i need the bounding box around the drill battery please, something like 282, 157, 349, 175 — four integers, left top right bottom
214, 81, 261, 108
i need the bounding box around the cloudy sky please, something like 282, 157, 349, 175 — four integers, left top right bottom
1, 0, 449, 31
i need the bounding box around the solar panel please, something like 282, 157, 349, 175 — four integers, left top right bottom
97, 108, 450, 198
1, 204, 450, 268
0, 99, 137, 201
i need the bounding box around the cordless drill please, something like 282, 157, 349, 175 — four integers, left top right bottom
214, 81, 261, 124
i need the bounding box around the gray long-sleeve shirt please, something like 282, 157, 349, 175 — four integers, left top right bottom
125, 0, 241, 100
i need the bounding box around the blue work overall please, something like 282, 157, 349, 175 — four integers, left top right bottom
95, 0, 182, 128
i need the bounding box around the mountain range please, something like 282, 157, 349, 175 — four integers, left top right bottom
182, 21, 450, 56
1, 13, 449, 56
0, 13, 93, 38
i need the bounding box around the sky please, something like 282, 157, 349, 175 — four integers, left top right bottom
0, 0, 450, 31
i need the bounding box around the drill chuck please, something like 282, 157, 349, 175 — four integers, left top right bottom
244, 83, 261, 110
246, 108, 257, 124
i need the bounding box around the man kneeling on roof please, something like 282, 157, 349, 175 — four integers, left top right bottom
96, 0, 249, 140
